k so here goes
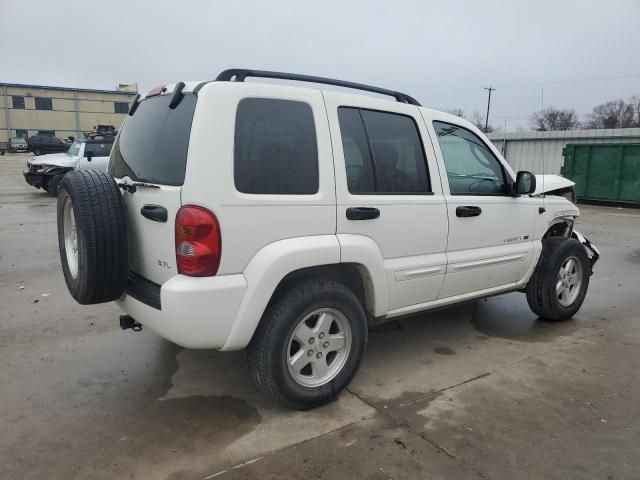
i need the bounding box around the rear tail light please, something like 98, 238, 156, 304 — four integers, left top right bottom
175, 206, 221, 276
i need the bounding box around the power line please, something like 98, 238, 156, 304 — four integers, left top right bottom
435, 72, 640, 96
495, 73, 640, 89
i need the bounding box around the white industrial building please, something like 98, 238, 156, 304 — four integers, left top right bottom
488, 128, 640, 175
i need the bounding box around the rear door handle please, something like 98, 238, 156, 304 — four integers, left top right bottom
141, 204, 168, 222
346, 207, 380, 220
456, 206, 482, 217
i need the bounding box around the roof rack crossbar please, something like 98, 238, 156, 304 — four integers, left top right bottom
215, 69, 421, 106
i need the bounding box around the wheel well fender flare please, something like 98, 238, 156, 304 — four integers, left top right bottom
543, 215, 575, 239
220, 234, 389, 351
221, 235, 340, 350
336, 234, 388, 317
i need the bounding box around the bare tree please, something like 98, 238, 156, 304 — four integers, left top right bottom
446, 108, 466, 118
530, 107, 580, 131
470, 111, 494, 133
585, 99, 638, 129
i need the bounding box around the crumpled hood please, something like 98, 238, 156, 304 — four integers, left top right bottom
29, 153, 78, 168
534, 174, 575, 195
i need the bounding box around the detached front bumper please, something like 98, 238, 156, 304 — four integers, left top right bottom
23, 166, 72, 189
23, 170, 46, 189
572, 230, 600, 273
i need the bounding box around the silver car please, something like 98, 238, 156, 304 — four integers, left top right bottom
10, 137, 28, 152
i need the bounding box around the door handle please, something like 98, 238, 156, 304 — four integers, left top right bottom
456, 206, 482, 217
346, 207, 380, 220
141, 204, 168, 222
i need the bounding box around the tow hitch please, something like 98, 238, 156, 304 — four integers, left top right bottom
120, 315, 142, 332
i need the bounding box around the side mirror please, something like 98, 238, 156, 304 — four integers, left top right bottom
85, 151, 93, 162
515, 171, 536, 195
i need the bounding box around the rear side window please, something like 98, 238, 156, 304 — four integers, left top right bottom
234, 98, 318, 194
338, 107, 430, 194
109, 94, 196, 186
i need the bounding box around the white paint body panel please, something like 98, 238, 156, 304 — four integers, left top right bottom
113, 81, 583, 350
121, 184, 182, 284
534, 174, 575, 195
30, 152, 78, 168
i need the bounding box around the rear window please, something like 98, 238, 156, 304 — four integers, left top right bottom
234, 98, 318, 194
109, 93, 197, 186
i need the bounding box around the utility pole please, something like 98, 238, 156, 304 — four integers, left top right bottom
484, 87, 495, 132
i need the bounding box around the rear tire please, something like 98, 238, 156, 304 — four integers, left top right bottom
247, 280, 367, 409
57, 170, 128, 304
526, 237, 590, 321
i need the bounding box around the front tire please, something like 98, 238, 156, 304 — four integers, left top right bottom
526, 237, 590, 321
247, 280, 367, 409
46, 174, 64, 197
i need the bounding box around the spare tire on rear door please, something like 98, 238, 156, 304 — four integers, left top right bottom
57, 170, 129, 304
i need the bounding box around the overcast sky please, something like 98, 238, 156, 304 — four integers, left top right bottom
2, 0, 639, 129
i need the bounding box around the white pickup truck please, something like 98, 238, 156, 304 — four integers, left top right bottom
24, 137, 113, 196
55, 70, 599, 409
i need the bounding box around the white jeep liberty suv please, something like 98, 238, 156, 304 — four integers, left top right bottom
56, 69, 599, 409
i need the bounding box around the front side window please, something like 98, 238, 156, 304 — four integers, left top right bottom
433, 121, 507, 195
35, 97, 53, 110
12, 96, 25, 109
85, 141, 113, 157
338, 107, 430, 194
234, 98, 318, 194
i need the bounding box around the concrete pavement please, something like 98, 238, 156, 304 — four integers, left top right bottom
1, 153, 639, 479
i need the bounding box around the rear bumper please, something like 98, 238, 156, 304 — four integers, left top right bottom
117, 273, 247, 349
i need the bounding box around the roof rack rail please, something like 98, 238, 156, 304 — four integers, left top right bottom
215, 69, 421, 106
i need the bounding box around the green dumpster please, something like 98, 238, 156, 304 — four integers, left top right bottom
561, 143, 640, 204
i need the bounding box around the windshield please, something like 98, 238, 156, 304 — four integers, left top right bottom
109, 93, 197, 186
67, 141, 81, 156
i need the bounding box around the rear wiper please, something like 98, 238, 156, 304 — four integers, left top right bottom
117, 181, 160, 194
